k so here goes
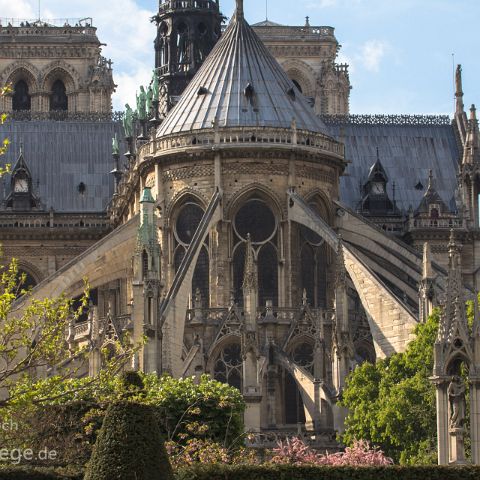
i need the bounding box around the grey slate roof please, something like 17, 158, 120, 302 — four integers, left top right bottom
327, 123, 461, 213
157, 7, 328, 137
0, 120, 122, 212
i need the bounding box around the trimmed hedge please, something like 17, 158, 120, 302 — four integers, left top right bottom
0, 468, 81, 479
175, 464, 480, 480
84, 401, 173, 480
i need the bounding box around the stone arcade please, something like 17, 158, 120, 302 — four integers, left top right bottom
1, 0, 480, 460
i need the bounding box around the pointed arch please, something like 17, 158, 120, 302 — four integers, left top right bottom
1, 61, 40, 92
40, 61, 80, 92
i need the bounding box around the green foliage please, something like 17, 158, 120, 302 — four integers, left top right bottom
175, 464, 480, 480
339, 310, 441, 464
0, 374, 245, 470
0, 467, 80, 479
0, 85, 11, 170
84, 401, 173, 480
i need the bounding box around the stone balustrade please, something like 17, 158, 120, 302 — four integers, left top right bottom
0, 212, 111, 230
408, 217, 467, 230
139, 126, 344, 160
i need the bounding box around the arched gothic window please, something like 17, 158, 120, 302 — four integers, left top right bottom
12, 80, 31, 111
213, 342, 242, 391
232, 198, 278, 306
173, 201, 209, 305
50, 79, 68, 111
176, 22, 190, 71
299, 202, 327, 307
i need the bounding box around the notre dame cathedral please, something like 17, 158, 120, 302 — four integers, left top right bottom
1, 0, 480, 456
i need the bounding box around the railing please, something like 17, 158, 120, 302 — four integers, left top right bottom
0, 18, 96, 36
408, 217, 467, 230
253, 25, 335, 39
186, 306, 332, 324
73, 321, 91, 340
0, 213, 111, 229
3, 111, 123, 122
158, 0, 219, 14
145, 126, 344, 160
321, 114, 452, 126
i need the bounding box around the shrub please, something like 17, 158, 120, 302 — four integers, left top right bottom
270, 437, 392, 466
175, 464, 480, 480
0, 468, 81, 479
1, 374, 245, 470
84, 401, 173, 480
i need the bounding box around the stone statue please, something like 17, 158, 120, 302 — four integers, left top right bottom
456, 65, 462, 91
448, 375, 466, 429
123, 104, 134, 138
136, 86, 147, 121
152, 70, 160, 102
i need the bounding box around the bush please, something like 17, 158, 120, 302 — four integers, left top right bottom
174, 464, 480, 480
84, 401, 173, 480
0, 468, 81, 479
1, 374, 245, 471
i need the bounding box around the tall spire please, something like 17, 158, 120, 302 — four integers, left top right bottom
455, 64, 464, 116
236, 0, 244, 19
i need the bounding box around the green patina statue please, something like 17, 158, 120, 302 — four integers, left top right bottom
146, 86, 153, 116
136, 86, 147, 121
152, 70, 160, 102
123, 103, 134, 138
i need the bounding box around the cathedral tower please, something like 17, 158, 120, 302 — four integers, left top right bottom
0, 18, 115, 114
152, 0, 223, 117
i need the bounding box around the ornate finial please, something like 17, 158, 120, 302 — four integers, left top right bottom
470, 104, 477, 121
427, 169, 434, 190
19, 141, 24, 156
448, 229, 461, 269
423, 242, 433, 279
112, 134, 120, 156
335, 235, 347, 288
236, 0, 244, 18
305, 16, 310, 27
242, 233, 257, 291
302, 289, 308, 306
455, 65, 464, 115
376, 146, 380, 161
194, 288, 202, 308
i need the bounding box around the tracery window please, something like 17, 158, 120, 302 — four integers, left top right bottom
291, 342, 314, 374
50, 79, 68, 111
173, 201, 209, 305
232, 198, 278, 306
213, 343, 242, 391
299, 202, 327, 307
12, 80, 31, 111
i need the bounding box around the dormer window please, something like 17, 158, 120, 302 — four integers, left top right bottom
430, 206, 440, 219
371, 182, 385, 194
14, 174, 29, 193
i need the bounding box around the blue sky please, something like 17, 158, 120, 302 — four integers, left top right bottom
1, 0, 478, 114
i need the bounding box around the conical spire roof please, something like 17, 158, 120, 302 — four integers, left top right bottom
157, 2, 327, 137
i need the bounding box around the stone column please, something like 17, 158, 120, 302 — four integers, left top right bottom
471, 378, 480, 464
433, 378, 449, 465
242, 234, 262, 431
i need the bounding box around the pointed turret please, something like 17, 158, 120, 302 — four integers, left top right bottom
156, 1, 327, 136
462, 104, 480, 165
419, 242, 435, 323
455, 64, 465, 116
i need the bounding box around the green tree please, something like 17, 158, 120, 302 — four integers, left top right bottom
339, 310, 441, 464
1, 84, 12, 169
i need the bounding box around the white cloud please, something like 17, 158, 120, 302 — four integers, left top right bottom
357, 40, 389, 73
0, 0, 36, 19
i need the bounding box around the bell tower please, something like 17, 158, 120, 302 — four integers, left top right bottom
152, 0, 223, 117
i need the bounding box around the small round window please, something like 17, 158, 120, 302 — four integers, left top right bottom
175, 202, 204, 245
234, 199, 276, 243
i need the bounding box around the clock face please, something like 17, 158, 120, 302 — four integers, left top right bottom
14, 178, 29, 193
371, 182, 385, 194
